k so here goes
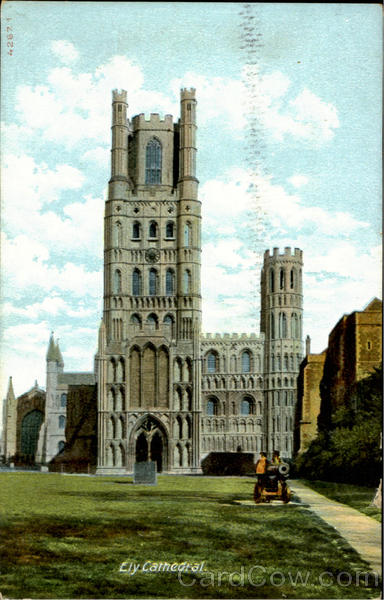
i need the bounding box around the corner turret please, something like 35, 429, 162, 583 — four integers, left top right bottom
2, 376, 17, 460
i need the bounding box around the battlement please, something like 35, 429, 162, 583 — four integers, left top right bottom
181, 87, 196, 100
264, 247, 303, 262
131, 113, 174, 130
112, 89, 127, 103
201, 332, 264, 343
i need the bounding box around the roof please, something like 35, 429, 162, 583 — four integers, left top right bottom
363, 297, 382, 312
57, 373, 96, 386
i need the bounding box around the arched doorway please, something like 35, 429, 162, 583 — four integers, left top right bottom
20, 410, 44, 459
151, 431, 163, 472
133, 416, 168, 473
135, 432, 148, 463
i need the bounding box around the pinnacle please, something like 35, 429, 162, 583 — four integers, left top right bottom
55, 341, 64, 367
7, 376, 15, 399
46, 333, 57, 362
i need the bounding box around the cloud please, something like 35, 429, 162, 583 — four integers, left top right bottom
288, 174, 309, 188
51, 40, 79, 64
170, 73, 246, 130
242, 69, 340, 143
3, 297, 95, 320
83, 146, 109, 166
11, 53, 339, 152
2, 233, 102, 298
290, 89, 340, 141
2, 153, 104, 258
14, 56, 171, 148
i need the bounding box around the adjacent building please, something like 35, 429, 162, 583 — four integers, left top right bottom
295, 297, 382, 452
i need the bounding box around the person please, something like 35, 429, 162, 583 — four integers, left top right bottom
271, 450, 281, 465
254, 452, 268, 503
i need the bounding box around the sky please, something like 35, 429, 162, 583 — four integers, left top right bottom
1, 2, 382, 409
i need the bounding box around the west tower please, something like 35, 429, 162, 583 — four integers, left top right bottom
96, 89, 201, 474
260, 247, 303, 457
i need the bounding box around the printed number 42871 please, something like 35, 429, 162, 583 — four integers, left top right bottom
7, 28, 13, 54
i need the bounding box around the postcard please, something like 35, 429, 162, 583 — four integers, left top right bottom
0, 2, 382, 599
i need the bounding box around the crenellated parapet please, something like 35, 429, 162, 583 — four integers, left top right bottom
112, 89, 127, 103
180, 87, 196, 100
131, 113, 174, 130
263, 247, 303, 262
201, 332, 264, 342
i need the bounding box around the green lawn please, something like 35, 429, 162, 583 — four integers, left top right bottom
0, 473, 380, 599
301, 480, 382, 522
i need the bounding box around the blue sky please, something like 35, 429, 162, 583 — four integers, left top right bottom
1, 2, 381, 406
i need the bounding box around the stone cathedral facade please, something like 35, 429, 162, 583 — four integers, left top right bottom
1, 88, 304, 474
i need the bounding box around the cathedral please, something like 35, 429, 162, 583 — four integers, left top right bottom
1, 88, 304, 474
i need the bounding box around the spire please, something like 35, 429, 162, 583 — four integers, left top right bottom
6, 376, 15, 402
46, 332, 56, 362
306, 335, 311, 356
55, 340, 64, 368
98, 319, 106, 352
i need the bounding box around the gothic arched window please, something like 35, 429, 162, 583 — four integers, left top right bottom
290, 268, 296, 290
270, 313, 275, 339
113, 270, 122, 294
184, 223, 191, 247
132, 269, 142, 296
241, 397, 254, 415
241, 351, 251, 373
269, 269, 274, 293
206, 397, 218, 416
149, 221, 158, 238
292, 313, 299, 338
207, 352, 217, 373
166, 269, 174, 295
166, 222, 174, 238
132, 222, 140, 239
164, 314, 174, 329
149, 269, 157, 296
146, 313, 158, 327
58, 441, 65, 452
184, 270, 191, 294
279, 312, 287, 338
113, 221, 122, 246
60, 393, 67, 407
280, 268, 285, 290
59, 415, 66, 430
145, 138, 162, 184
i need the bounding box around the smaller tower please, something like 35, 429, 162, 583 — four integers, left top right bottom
260, 247, 304, 457
2, 377, 17, 460
36, 333, 66, 463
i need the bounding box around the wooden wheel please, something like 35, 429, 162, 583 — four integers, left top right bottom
253, 481, 263, 504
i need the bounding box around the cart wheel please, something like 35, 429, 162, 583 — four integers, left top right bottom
281, 483, 291, 504
253, 482, 263, 504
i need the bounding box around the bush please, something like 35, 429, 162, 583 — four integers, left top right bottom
296, 367, 382, 486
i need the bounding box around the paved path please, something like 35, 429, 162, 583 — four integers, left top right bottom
289, 480, 382, 575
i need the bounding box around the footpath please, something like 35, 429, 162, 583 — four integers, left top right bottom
289, 480, 382, 576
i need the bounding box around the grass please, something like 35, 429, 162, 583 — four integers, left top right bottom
301, 480, 382, 522
0, 473, 381, 599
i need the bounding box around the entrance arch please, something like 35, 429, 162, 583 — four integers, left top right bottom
131, 415, 168, 472
135, 432, 148, 463
151, 431, 163, 473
